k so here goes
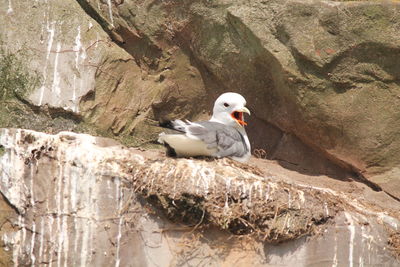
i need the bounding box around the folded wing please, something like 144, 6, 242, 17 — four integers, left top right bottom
159, 120, 248, 158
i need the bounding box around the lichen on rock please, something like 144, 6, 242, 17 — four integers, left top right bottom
0, 44, 41, 101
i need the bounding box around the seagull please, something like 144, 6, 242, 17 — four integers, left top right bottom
158, 92, 251, 162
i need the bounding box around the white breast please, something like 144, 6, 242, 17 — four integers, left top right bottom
158, 134, 218, 157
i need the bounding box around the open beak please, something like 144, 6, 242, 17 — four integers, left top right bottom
231, 107, 251, 126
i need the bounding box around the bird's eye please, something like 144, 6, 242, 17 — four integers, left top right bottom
223, 103, 229, 107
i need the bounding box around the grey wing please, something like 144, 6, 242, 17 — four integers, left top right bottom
215, 127, 248, 158
169, 120, 219, 148
187, 121, 248, 158
185, 121, 219, 149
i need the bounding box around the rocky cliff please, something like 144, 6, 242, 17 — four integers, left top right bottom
0, 129, 399, 266
1, 0, 400, 266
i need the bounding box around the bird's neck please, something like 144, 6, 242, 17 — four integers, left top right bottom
209, 116, 222, 123
210, 116, 241, 129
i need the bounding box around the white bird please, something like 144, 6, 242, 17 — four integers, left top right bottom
158, 92, 251, 162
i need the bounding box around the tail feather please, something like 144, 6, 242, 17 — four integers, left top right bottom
164, 142, 177, 157
159, 120, 175, 129
159, 119, 190, 133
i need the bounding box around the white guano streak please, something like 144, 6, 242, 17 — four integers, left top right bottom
12, 232, 20, 267
74, 26, 81, 70
344, 212, 355, 267
48, 216, 54, 267
115, 178, 123, 267
72, 26, 82, 112
39, 22, 55, 106
359, 226, 364, 267
56, 152, 63, 267
30, 166, 36, 267
7, 0, 13, 14
51, 42, 62, 98
332, 225, 338, 267
107, 0, 114, 27
38, 217, 45, 264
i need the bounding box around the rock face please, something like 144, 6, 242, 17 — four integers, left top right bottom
76, 0, 400, 198
0, 0, 208, 146
1, 0, 400, 265
2, 0, 400, 198
0, 129, 399, 266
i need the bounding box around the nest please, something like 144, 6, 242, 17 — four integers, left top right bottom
122, 157, 340, 243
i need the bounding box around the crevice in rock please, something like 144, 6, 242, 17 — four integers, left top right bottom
16, 93, 82, 123
0, 192, 21, 216
386, 192, 400, 203
76, 0, 163, 71
17, 91, 82, 123
75, 0, 115, 40
353, 173, 383, 192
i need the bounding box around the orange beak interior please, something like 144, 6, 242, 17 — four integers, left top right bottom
231, 111, 247, 126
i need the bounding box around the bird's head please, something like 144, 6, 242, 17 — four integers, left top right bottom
211, 92, 250, 128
